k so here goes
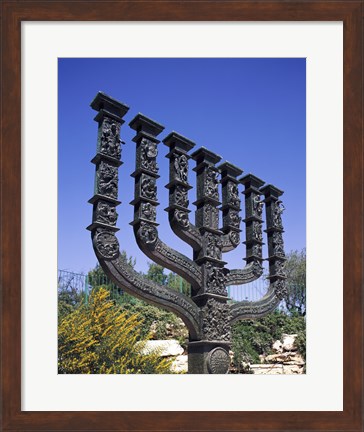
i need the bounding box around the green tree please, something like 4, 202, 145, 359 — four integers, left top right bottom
284, 249, 306, 316
87, 251, 137, 304
167, 272, 191, 296
146, 263, 168, 285
120, 300, 186, 342
58, 273, 84, 319
58, 288, 173, 374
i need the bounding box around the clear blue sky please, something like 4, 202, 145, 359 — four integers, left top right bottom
58, 58, 306, 275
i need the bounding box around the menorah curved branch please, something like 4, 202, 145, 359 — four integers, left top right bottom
91, 233, 201, 339
88, 92, 287, 374
87, 93, 201, 339
224, 174, 265, 286
230, 184, 288, 321
129, 115, 202, 290
225, 263, 262, 286
135, 236, 202, 290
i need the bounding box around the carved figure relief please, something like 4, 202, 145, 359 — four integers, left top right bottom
174, 185, 189, 207
174, 209, 189, 228
96, 201, 118, 225
203, 204, 219, 228
229, 231, 240, 247
206, 233, 223, 260
174, 154, 188, 182
228, 210, 241, 228
141, 202, 156, 222
205, 168, 219, 199
138, 222, 158, 244
100, 118, 122, 159
252, 243, 262, 257
252, 259, 263, 277
272, 231, 285, 257
274, 279, 288, 300
201, 298, 231, 341
252, 221, 263, 242
141, 176, 157, 201
273, 200, 285, 229
94, 229, 119, 260
275, 260, 286, 277
253, 195, 264, 218
227, 182, 240, 208
140, 138, 159, 173
205, 262, 227, 296
98, 162, 118, 198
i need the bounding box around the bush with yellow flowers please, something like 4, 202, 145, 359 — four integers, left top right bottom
58, 287, 173, 374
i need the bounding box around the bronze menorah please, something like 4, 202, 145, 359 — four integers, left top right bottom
87, 91, 287, 374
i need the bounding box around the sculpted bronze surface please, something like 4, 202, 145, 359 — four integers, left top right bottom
88, 92, 287, 374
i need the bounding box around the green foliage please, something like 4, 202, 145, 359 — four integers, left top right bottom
230, 247, 307, 373
60, 247, 306, 374
146, 263, 168, 286
166, 272, 191, 296
293, 326, 306, 360
58, 283, 84, 320
58, 288, 173, 374
87, 251, 137, 304
87, 264, 110, 287
81, 261, 190, 346
284, 249, 306, 316
120, 301, 185, 341
232, 310, 306, 372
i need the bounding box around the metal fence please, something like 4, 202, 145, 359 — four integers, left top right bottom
227, 278, 270, 303
58, 269, 122, 304
58, 269, 278, 305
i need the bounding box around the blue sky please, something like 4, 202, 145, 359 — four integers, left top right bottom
58, 58, 306, 275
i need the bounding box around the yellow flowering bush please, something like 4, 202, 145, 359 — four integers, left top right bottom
58, 287, 173, 374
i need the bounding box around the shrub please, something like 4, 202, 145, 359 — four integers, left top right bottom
120, 301, 188, 345
231, 310, 306, 371
58, 288, 173, 374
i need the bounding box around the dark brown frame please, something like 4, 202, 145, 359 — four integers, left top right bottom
1, 1, 362, 431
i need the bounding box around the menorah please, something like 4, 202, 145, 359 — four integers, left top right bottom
87, 92, 287, 374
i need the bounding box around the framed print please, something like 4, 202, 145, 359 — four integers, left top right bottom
1, 1, 362, 431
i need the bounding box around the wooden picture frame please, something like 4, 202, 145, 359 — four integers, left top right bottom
1, 1, 362, 431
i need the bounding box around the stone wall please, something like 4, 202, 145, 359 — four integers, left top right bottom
249, 334, 305, 375
145, 320, 305, 374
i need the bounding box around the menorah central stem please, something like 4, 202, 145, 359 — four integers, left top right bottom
182, 147, 232, 374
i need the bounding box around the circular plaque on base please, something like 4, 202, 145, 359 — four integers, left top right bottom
206, 347, 230, 374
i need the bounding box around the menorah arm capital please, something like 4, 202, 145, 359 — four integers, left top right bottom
92, 229, 201, 339
225, 260, 264, 286
134, 224, 202, 291
221, 232, 241, 252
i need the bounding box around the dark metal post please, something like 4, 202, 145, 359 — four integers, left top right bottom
240, 174, 265, 275
187, 148, 231, 374
260, 184, 287, 300
129, 114, 164, 246
219, 162, 243, 251
87, 91, 129, 247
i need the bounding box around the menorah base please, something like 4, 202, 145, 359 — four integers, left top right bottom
188, 341, 231, 374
